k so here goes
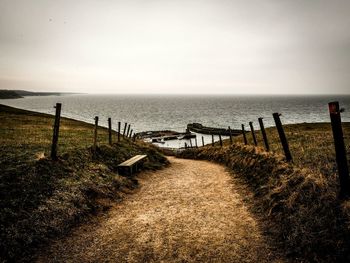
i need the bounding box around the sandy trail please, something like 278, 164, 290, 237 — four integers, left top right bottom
37, 157, 282, 263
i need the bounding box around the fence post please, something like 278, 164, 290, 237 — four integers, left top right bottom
127, 124, 131, 138
185, 142, 187, 149
108, 118, 112, 145
123, 122, 127, 138
189, 139, 193, 148
118, 121, 121, 142
195, 136, 198, 148
242, 124, 248, 145
273, 113, 292, 162
328, 101, 350, 197
219, 134, 223, 147
129, 129, 133, 138
202, 136, 205, 147
258, 117, 269, 151
249, 121, 258, 146
228, 126, 233, 144
93, 116, 99, 152
51, 103, 62, 160
211, 134, 214, 146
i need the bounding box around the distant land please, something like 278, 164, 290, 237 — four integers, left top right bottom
0, 90, 81, 99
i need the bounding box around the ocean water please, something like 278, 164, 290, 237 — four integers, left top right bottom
1, 94, 350, 148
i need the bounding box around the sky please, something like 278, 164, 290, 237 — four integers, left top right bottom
0, 0, 350, 95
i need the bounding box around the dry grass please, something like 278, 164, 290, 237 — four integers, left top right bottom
37, 157, 284, 263
178, 139, 350, 262
0, 104, 116, 155
0, 104, 168, 262
230, 122, 350, 178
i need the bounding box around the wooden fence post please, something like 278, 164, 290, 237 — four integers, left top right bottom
51, 103, 62, 160
195, 136, 198, 148
123, 122, 127, 138
258, 117, 269, 151
127, 124, 131, 138
202, 136, 205, 147
189, 139, 193, 148
249, 121, 257, 146
228, 126, 233, 144
118, 121, 121, 142
133, 134, 136, 142
273, 113, 292, 162
242, 124, 247, 145
129, 129, 133, 138
211, 134, 214, 146
93, 116, 99, 152
328, 101, 350, 197
219, 134, 223, 147
108, 117, 112, 145
185, 142, 187, 149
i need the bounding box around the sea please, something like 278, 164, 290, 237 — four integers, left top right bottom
1, 94, 350, 148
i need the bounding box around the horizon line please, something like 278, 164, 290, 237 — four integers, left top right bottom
2, 89, 350, 96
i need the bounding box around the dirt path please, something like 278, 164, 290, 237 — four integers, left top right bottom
37, 157, 283, 263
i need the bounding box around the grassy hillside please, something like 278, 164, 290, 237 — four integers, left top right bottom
0, 89, 79, 99
178, 122, 350, 262
0, 90, 23, 99
227, 122, 350, 179
0, 104, 168, 262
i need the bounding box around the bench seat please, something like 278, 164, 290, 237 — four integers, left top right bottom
117, 154, 147, 176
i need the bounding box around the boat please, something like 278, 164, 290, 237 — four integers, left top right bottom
187, 123, 241, 136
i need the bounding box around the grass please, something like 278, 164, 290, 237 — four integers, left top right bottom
0, 104, 114, 155
0, 104, 168, 262
228, 122, 350, 179
178, 122, 350, 262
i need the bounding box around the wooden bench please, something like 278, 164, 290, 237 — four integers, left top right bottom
117, 155, 147, 176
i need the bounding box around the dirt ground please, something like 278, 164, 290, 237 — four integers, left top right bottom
36, 157, 284, 263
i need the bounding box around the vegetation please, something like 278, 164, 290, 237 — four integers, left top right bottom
231, 122, 350, 178
0, 104, 168, 262
0, 89, 77, 99
0, 90, 23, 99
178, 122, 350, 262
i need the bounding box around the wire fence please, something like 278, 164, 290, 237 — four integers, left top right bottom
2, 100, 349, 195
181, 101, 350, 197
0, 103, 137, 162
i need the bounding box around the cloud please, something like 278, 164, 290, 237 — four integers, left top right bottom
0, 0, 349, 94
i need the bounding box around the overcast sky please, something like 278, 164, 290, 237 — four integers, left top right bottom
0, 0, 349, 94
